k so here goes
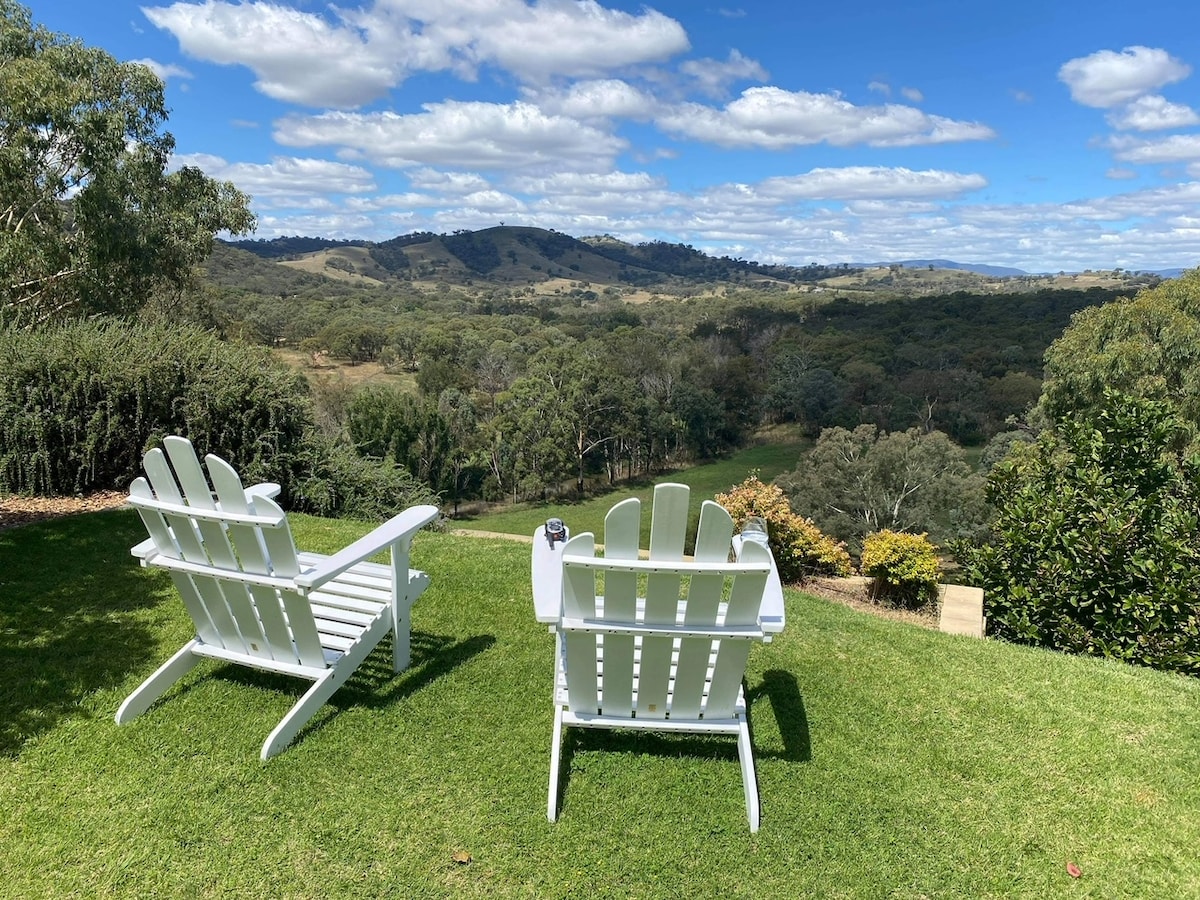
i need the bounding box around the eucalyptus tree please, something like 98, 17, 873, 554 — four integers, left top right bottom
1040, 268, 1200, 439
0, 1, 254, 326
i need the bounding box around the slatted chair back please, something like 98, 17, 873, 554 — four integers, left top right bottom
128, 435, 327, 670
559, 484, 771, 722
545, 482, 776, 831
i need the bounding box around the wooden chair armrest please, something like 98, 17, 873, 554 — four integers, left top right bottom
294, 505, 439, 591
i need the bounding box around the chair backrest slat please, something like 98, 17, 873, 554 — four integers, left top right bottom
684, 500, 734, 625
562, 533, 597, 620
602, 497, 639, 620
648, 483, 688, 561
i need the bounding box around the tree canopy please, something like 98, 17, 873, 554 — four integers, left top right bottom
1040, 267, 1200, 437
0, 0, 254, 326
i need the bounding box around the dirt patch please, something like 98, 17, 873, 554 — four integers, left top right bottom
801, 575, 938, 630
0, 492, 128, 532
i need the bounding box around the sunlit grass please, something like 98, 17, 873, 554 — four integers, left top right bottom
2, 509, 1199, 897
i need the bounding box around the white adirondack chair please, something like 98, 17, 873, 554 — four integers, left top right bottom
117, 435, 439, 760
531, 483, 786, 832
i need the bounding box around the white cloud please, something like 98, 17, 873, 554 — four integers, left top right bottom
656, 86, 995, 148
144, 0, 406, 107
1058, 46, 1190, 108
754, 167, 987, 200
1106, 167, 1139, 180
407, 169, 494, 195
529, 79, 659, 120
129, 57, 192, 83
868, 81, 890, 96
679, 49, 767, 97
144, 0, 689, 107
171, 153, 376, 199
274, 101, 627, 172
1106, 94, 1200, 131
1109, 133, 1200, 164
901, 86, 923, 103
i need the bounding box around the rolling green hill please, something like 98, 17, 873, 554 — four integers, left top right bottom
222, 226, 1160, 299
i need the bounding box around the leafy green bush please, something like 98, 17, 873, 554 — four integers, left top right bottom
955, 392, 1200, 675
716, 474, 853, 582
861, 530, 940, 609
287, 432, 439, 522
0, 319, 310, 494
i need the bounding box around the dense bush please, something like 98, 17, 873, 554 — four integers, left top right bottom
955, 393, 1200, 675
861, 530, 940, 609
0, 319, 310, 494
0, 319, 440, 522
716, 474, 853, 582
287, 431, 439, 521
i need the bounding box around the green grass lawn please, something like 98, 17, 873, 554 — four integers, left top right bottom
3, 509, 1200, 897
456, 430, 809, 543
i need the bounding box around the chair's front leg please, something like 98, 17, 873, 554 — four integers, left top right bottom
389, 536, 427, 672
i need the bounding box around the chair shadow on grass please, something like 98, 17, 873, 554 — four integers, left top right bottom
0, 510, 165, 757
552, 668, 811, 815
196, 631, 495, 745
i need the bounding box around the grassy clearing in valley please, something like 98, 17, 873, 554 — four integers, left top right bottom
3, 510, 1199, 897
455, 430, 809, 544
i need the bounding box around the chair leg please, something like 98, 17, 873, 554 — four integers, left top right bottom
392, 599, 413, 672
548, 705, 564, 822
116, 641, 201, 724
738, 717, 761, 833
260, 670, 340, 761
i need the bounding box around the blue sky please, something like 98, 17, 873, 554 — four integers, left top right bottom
26, 0, 1200, 272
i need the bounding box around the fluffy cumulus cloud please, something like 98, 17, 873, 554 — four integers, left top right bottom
144, 0, 688, 107
1058, 46, 1191, 108
1108, 133, 1200, 164
274, 100, 627, 172
171, 153, 377, 200
656, 86, 995, 148
144, 1, 406, 107
679, 49, 767, 97
1105, 94, 1199, 132
528, 79, 660, 120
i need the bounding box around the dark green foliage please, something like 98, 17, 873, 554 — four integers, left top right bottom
287, 431, 439, 521
226, 235, 369, 259
347, 386, 452, 491
956, 393, 1200, 675
0, 319, 310, 495
443, 230, 502, 275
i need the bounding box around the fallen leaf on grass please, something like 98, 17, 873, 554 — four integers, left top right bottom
452, 851, 472, 865
1066, 861, 1082, 878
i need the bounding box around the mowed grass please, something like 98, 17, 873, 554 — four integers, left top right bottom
455, 430, 809, 543
2, 509, 1200, 897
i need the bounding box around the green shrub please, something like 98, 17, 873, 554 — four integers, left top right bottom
955, 392, 1200, 675
861, 530, 940, 609
288, 432, 440, 521
0, 318, 439, 523
0, 319, 310, 495
716, 474, 853, 582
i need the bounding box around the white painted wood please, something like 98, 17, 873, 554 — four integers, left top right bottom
117, 436, 437, 760
538, 482, 781, 831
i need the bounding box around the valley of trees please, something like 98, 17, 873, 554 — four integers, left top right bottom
195, 240, 1125, 511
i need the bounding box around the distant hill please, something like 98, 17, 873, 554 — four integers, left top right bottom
217, 227, 1162, 298
852, 259, 1028, 277
225, 227, 856, 292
